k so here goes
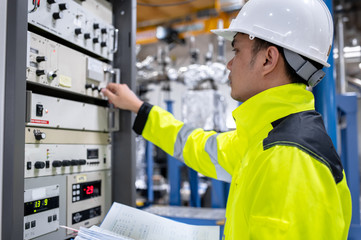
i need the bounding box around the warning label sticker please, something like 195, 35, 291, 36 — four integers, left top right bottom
31, 119, 49, 124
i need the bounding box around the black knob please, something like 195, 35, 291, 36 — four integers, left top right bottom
100, 42, 107, 48
59, 3, 68, 10
34, 161, 45, 169
93, 23, 99, 30
101, 28, 107, 34
36, 56, 47, 63
93, 38, 99, 44
62, 160, 71, 166
75, 28, 82, 35
33, 130, 46, 140
79, 159, 87, 165
71, 160, 79, 166
36, 70, 46, 76
84, 33, 91, 39
53, 12, 63, 20
91, 85, 99, 91
52, 160, 62, 167
85, 83, 94, 89
47, 0, 56, 4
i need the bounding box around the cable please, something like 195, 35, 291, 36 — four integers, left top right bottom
137, 0, 195, 7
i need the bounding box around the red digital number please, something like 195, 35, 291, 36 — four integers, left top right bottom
85, 185, 94, 195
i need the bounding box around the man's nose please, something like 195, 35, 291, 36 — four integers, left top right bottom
227, 58, 233, 70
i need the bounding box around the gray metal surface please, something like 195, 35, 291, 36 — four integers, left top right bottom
0, 0, 7, 236
2, 0, 27, 239
111, 0, 137, 206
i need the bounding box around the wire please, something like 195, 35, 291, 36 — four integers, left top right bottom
137, 0, 195, 7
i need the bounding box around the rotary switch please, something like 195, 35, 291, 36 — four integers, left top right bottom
33, 129, 46, 140
36, 56, 47, 63
71, 160, 80, 166
34, 161, 45, 169
53, 12, 63, 20
36, 70, 46, 76
59, 3, 68, 10
62, 160, 71, 166
84, 33, 91, 39
79, 159, 87, 165
75, 28, 82, 35
47, 0, 56, 4
52, 161, 62, 168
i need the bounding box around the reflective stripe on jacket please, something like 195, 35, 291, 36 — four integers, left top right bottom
133, 83, 352, 239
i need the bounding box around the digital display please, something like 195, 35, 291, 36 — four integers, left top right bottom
72, 181, 101, 202
24, 196, 59, 216
87, 149, 99, 159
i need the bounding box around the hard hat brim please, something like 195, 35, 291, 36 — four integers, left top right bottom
211, 29, 238, 42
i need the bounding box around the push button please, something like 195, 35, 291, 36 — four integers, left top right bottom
53, 214, 57, 221
25, 222, 30, 229
31, 220, 36, 228
48, 216, 52, 222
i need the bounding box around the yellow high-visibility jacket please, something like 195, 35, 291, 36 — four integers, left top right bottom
133, 83, 351, 239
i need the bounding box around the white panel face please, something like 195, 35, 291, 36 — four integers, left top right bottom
25, 144, 111, 178
24, 185, 60, 240
27, 32, 112, 99
27, 0, 115, 61
73, 0, 113, 24
26, 93, 108, 131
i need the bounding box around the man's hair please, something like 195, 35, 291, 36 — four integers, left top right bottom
251, 38, 323, 86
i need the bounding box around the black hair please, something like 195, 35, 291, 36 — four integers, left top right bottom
251, 37, 323, 86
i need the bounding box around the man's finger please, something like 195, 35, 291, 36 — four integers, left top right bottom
102, 88, 117, 103
105, 82, 119, 94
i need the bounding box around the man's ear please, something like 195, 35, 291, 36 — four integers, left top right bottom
262, 46, 280, 75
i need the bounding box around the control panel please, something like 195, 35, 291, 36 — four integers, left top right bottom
28, 0, 118, 61
24, 185, 60, 240
27, 31, 116, 99
25, 143, 111, 178
26, 92, 108, 131
67, 171, 107, 234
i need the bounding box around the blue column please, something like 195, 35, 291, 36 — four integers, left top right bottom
313, 0, 338, 150
146, 141, 154, 204
165, 100, 182, 205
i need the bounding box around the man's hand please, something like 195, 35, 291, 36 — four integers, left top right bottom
101, 83, 144, 113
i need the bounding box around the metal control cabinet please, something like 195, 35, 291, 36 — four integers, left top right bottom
1, 0, 137, 240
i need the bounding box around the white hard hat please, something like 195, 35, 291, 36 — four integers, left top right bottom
211, 0, 334, 68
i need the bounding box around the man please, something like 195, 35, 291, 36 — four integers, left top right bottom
102, 0, 352, 239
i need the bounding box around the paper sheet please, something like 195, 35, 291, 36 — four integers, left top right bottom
100, 203, 220, 240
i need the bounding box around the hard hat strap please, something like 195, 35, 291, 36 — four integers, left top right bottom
283, 48, 325, 87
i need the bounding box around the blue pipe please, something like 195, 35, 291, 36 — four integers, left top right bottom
313, 0, 338, 150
